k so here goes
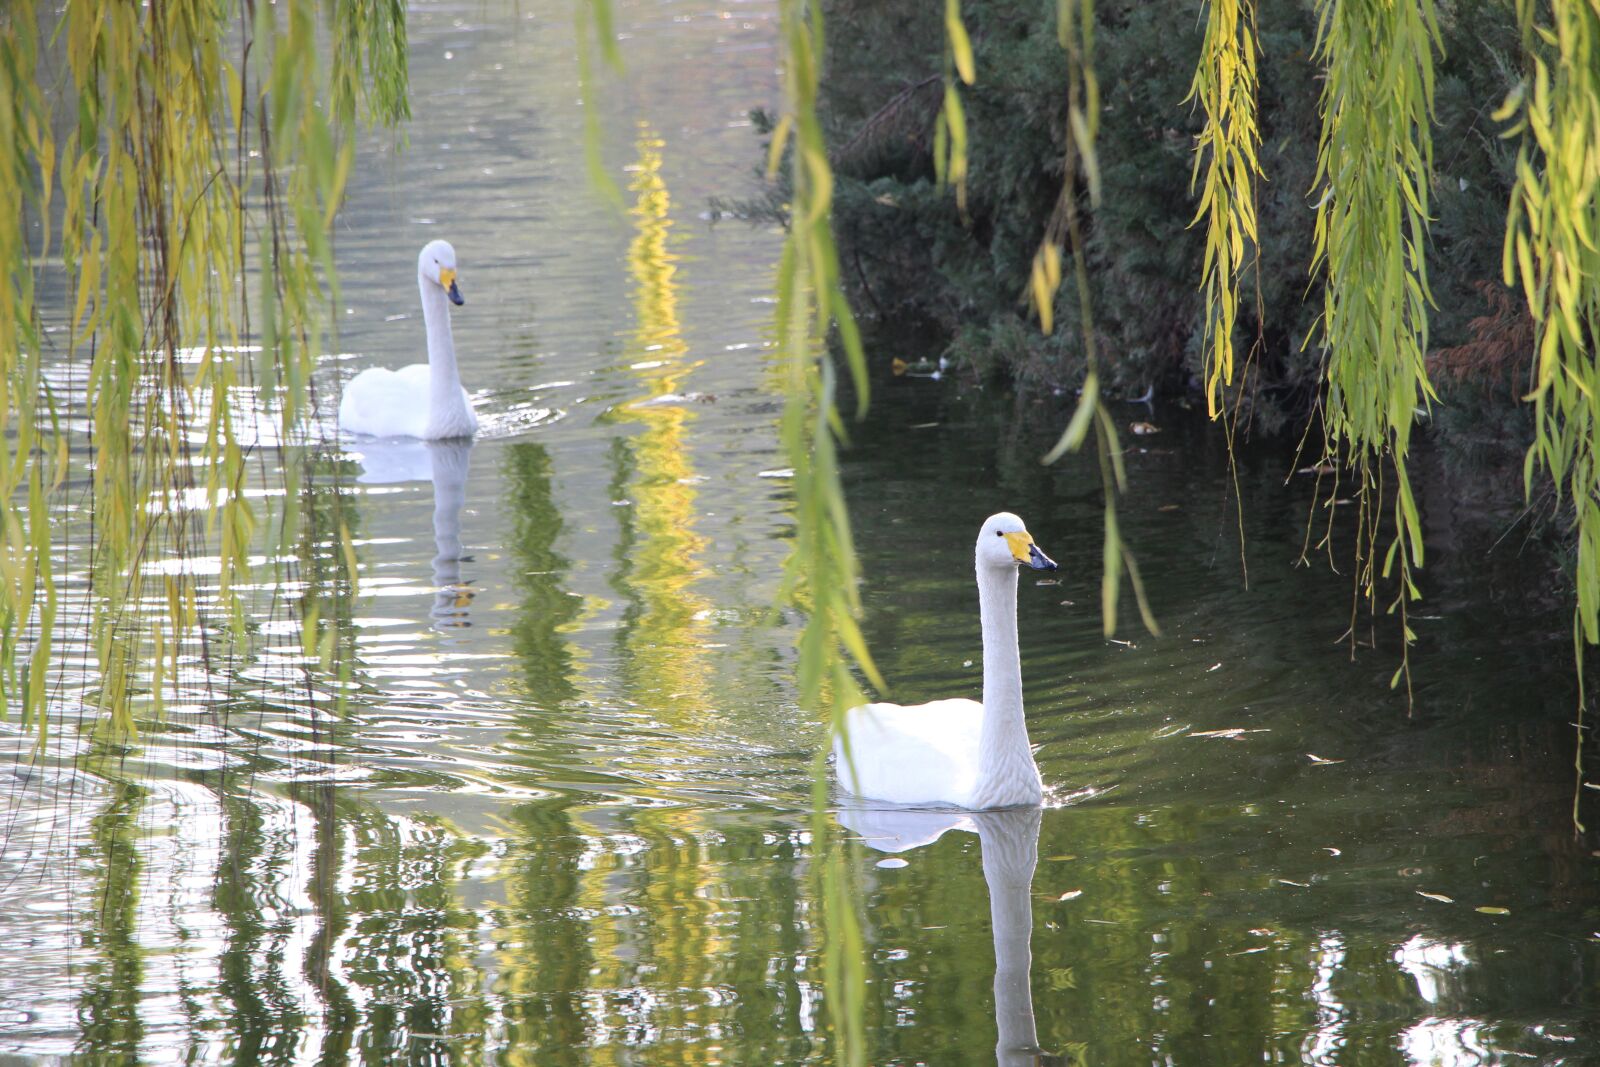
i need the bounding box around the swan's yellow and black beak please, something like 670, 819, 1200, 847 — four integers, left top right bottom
1004, 531, 1058, 571
440, 267, 464, 306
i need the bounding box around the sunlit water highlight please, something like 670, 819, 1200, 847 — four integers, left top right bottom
2, 1, 1596, 1064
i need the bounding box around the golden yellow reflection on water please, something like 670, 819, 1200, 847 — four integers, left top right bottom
611, 125, 714, 724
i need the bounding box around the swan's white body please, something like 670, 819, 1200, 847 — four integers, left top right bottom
834, 512, 1056, 810
339, 240, 479, 440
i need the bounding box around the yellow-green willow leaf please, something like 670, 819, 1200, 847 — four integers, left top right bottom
1121, 545, 1160, 637
340, 522, 362, 600
1030, 257, 1053, 333
1101, 503, 1121, 637
766, 113, 793, 179
1042, 372, 1098, 463
945, 0, 976, 85
1069, 108, 1101, 206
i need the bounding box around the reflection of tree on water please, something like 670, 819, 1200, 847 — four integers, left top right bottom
489, 127, 751, 1063
606, 125, 714, 724
503, 441, 582, 707
76, 775, 147, 1060
62, 756, 490, 1063
489, 800, 594, 1060
838, 804, 1063, 1067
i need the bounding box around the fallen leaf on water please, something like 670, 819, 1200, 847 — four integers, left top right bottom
1306, 753, 1344, 765
1323, 847, 1341, 857
1296, 463, 1337, 475
1036, 578, 1061, 586
1130, 421, 1160, 435
1206, 662, 1222, 672
1046, 854, 1078, 862
1475, 906, 1510, 916
1583, 781, 1598, 791
1158, 504, 1181, 511
1190, 728, 1270, 739
891, 357, 909, 376
1248, 928, 1274, 937
1417, 891, 1454, 903
1228, 946, 1268, 956
909, 421, 940, 429
1277, 879, 1309, 888
1057, 890, 1084, 902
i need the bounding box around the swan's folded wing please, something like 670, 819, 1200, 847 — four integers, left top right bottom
339, 366, 431, 438
833, 698, 983, 807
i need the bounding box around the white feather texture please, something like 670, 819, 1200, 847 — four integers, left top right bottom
339, 240, 479, 440
834, 512, 1056, 809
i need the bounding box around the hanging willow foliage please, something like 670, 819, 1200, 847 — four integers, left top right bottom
0, 0, 57, 738
0, 0, 404, 735
576, 0, 624, 211
1498, 0, 1600, 829
933, 0, 976, 212
1187, 0, 1262, 421
1306, 0, 1440, 700
766, 1, 883, 1061
1031, 0, 1158, 639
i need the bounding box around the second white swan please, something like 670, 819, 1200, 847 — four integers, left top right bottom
338, 240, 479, 440
834, 512, 1057, 809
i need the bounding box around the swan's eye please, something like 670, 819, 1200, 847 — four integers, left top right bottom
995, 531, 1003, 537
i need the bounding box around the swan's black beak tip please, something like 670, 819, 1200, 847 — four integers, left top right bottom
1026, 544, 1058, 571
448, 280, 464, 306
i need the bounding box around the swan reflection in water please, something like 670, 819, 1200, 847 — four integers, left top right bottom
837, 804, 1067, 1067
349, 437, 475, 627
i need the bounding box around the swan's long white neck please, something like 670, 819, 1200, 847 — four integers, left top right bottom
972, 562, 1043, 808
419, 277, 472, 438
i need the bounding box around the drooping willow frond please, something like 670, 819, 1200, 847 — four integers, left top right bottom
934, 0, 976, 212
1187, 0, 1263, 421
576, 0, 625, 212
1307, 0, 1441, 701
0, 0, 57, 736
768, 0, 881, 1060
1033, 0, 1157, 641
0, 0, 399, 734
1498, 0, 1600, 830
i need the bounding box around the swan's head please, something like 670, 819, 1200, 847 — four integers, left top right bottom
977, 512, 1057, 572
418, 240, 464, 306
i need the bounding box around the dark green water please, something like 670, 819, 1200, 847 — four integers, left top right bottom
2, 1, 1597, 1064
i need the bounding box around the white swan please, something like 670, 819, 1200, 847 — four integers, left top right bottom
834, 512, 1057, 809
338, 240, 479, 439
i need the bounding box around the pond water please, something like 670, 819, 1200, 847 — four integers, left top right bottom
3, 1, 1598, 1064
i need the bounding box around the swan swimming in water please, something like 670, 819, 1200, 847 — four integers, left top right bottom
834, 512, 1057, 809
338, 240, 479, 440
